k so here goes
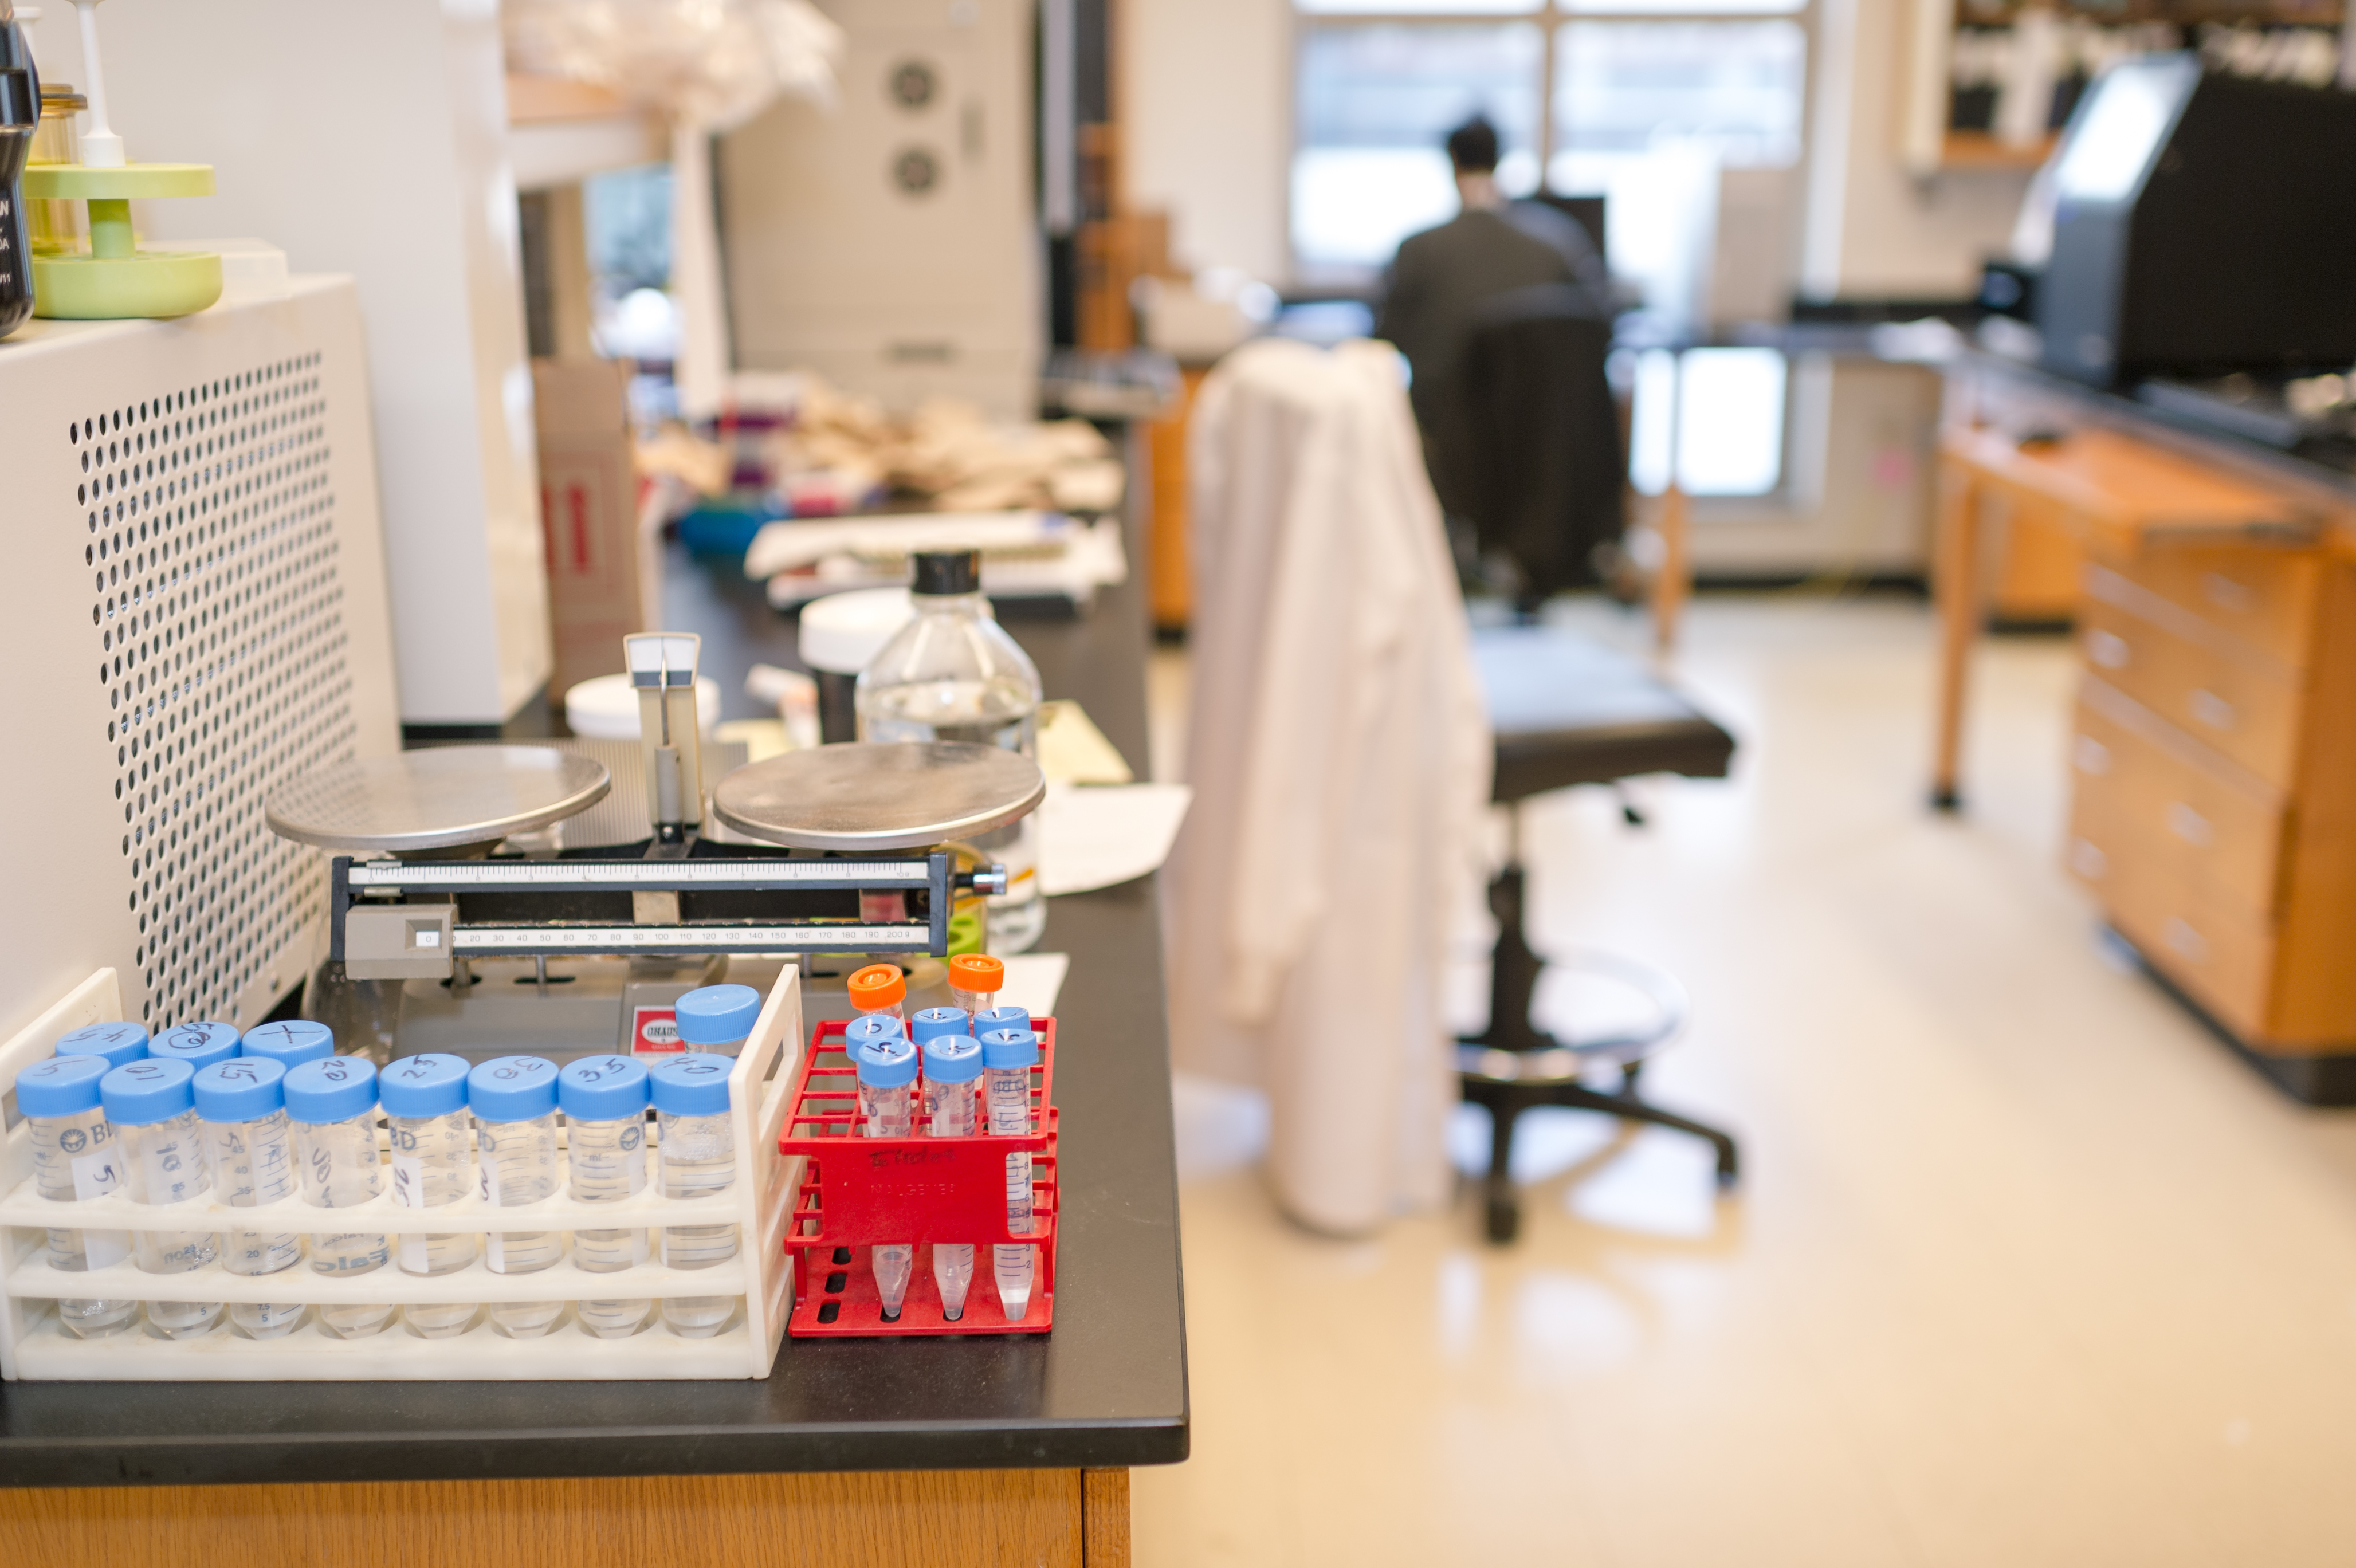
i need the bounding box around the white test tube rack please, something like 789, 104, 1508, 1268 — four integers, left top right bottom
0, 968, 801, 1380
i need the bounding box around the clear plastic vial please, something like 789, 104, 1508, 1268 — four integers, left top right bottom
382, 1053, 480, 1338
283, 1054, 396, 1340
99, 1058, 222, 1339
148, 1021, 240, 1074
559, 1055, 652, 1339
674, 984, 761, 1058
921, 1032, 984, 1321
16, 1055, 138, 1338
650, 1054, 739, 1338
54, 1020, 150, 1070
468, 1056, 564, 1338
855, 548, 1047, 953
981, 1027, 1042, 1323
947, 953, 1004, 1019
192, 1057, 306, 1339
855, 1036, 920, 1321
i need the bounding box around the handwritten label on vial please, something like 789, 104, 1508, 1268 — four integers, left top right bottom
390, 1153, 428, 1272
69, 1148, 132, 1267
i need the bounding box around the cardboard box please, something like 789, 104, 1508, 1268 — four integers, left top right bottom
533, 357, 646, 705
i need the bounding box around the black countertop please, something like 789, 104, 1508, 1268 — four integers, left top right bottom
0, 534, 1187, 1489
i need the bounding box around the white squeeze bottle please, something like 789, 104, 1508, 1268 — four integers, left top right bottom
855, 548, 1046, 954
192, 1056, 306, 1339
980, 1025, 1042, 1322
468, 1056, 566, 1339
381, 1052, 480, 1338
99, 1057, 222, 1339
283, 1053, 397, 1339
560, 1054, 653, 1339
15, 1054, 138, 1338
650, 1053, 738, 1338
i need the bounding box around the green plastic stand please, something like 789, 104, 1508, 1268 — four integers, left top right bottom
21, 162, 221, 319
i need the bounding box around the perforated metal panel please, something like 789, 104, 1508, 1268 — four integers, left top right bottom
77, 352, 358, 1029
0, 281, 402, 1046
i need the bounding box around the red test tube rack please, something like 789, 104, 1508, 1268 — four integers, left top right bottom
780, 1017, 1059, 1337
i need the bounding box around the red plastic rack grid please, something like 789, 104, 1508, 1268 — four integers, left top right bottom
780, 1017, 1059, 1337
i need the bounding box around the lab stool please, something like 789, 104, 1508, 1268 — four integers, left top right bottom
1460, 624, 1742, 1244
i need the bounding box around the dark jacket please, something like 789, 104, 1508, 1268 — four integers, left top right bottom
1373, 203, 1610, 518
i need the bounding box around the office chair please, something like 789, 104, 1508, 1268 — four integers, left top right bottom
1444, 288, 1742, 1244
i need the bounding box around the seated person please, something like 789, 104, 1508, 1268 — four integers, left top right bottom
1375, 116, 1611, 522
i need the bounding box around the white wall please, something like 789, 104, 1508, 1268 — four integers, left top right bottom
20, 0, 551, 727
1122, 0, 1292, 283
1801, 0, 2032, 299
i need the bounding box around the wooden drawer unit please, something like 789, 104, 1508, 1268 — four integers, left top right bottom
2068, 681, 2288, 917
2067, 818, 2276, 1041
2079, 596, 2305, 792
2092, 544, 2323, 671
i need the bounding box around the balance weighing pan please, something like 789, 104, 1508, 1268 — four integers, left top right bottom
264, 746, 613, 857
711, 741, 1046, 852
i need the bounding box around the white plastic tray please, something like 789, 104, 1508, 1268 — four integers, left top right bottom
0, 968, 801, 1380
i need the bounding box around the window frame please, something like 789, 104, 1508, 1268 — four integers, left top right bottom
1289, 0, 1821, 284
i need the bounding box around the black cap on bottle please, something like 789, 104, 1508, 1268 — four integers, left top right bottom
912, 548, 981, 596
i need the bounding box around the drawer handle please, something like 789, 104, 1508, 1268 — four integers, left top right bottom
2166, 801, 2213, 847
2165, 918, 2210, 964
2189, 689, 2236, 732
2087, 628, 2131, 670
2069, 839, 2108, 879
2202, 572, 2257, 615
2072, 735, 2111, 775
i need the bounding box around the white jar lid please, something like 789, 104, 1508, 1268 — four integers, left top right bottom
799, 587, 916, 675
563, 672, 721, 740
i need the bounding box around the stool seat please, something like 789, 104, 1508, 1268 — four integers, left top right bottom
1475, 626, 1735, 802
1463, 623, 1741, 1243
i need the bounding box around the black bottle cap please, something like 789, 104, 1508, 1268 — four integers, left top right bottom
911, 548, 980, 596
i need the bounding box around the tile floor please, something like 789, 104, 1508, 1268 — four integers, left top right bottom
1130, 594, 2356, 1567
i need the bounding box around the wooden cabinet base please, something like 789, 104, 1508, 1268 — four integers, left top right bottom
1, 1466, 1132, 1567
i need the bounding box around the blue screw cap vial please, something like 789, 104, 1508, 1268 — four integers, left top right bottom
151, 1021, 239, 1071
241, 1019, 335, 1068
975, 1005, 1031, 1035
854, 1035, 918, 1088
648, 1054, 733, 1116
980, 1027, 1040, 1071
380, 1053, 471, 1119
676, 984, 762, 1046
468, 1056, 559, 1122
911, 1006, 970, 1045
922, 1032, 984, 1083
559, 1054, 650, 1121
284, 1056, 378, 1125
194, 1057, 289, 1123
15, 1055, 112, 1118
100, 1057, 197, 1126
55, 1022, 148, 1069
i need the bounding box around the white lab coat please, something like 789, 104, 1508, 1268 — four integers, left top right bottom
1166, 338, 1493, 1236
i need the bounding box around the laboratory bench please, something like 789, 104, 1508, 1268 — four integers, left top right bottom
0, 539, 1185, 1564
1931, 351, 2356, 1104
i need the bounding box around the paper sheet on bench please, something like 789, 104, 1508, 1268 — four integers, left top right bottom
1038, 782, 1192, 897
998, 953, 1070, 1019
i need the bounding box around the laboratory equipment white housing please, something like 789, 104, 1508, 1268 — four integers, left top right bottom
0, 281, 401, 1043
0, 966, 800, 1380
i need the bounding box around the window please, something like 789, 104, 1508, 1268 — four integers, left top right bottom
1293, 1, 1809, 284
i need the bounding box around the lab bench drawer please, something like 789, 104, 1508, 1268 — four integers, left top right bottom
2088, 545, 2322, 673
2079, 598, 2305, 793
2068, 827, 2276, 1041
2068, 683, 2288, 917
